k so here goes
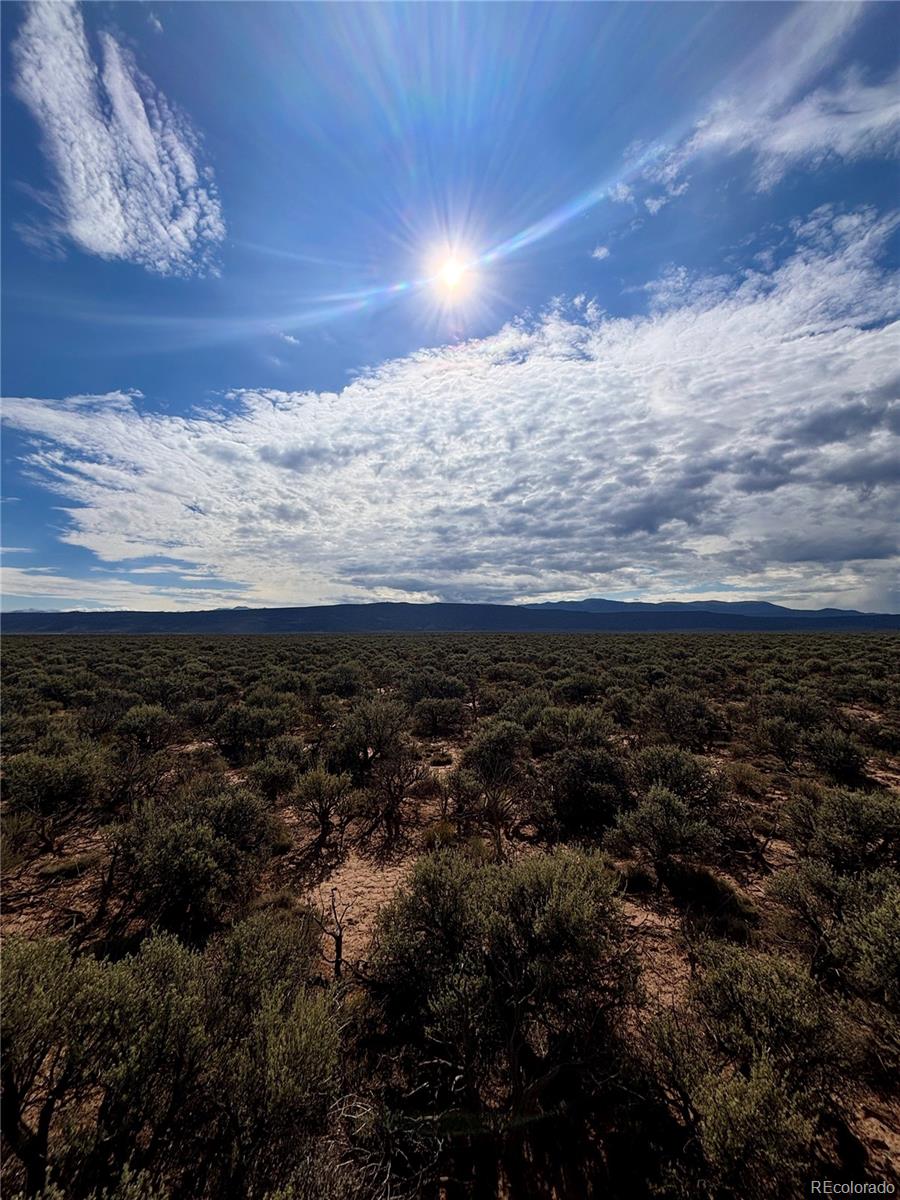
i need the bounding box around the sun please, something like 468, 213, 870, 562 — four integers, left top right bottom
439, 256, 465, 289
429, 249, 475, 301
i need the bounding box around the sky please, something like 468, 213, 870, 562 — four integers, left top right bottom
1, 1, 899, 613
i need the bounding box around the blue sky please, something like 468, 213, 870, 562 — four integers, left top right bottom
2, 1, 898, 612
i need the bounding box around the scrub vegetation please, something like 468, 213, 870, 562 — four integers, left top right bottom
2, 632, 898, 1198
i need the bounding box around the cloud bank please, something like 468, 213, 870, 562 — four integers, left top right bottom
12, 0, 224, 275
3, 207, 899, 612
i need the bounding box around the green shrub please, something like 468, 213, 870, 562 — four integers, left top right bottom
644, 686, 721, 752
630, 744, 724, 812
605, 785, 721, 877
372, 848, 638, 1114
212, 704, 293, 764
771, 862, 899, 1009
785, 786, 899, 873
834, 881, 900, 1012
686, 1058, 814, 1200
528, 745, 629, 842
420, 819, 458, 852
646, 946, 847, 1199
116, 788, 274, 939
246, 754, 302, 803
402, 670, 467, 705
805, 724, 866, 782
2, 915, 337, 1200
1, 747, 106, 850
724, 760, 768, 799
461, 718, 528, 784
755, 715, 801, 766
665, 863, 759, 942
116, 705, 179, 753
291, 768, 353, 842
360, 747, 431, 845
316, 662, 364, 698
528, 704, 612, 756
552, 672, 601, 704
325, 698, 408, 780
411, 696, 467, 737
603, 687, 639, 728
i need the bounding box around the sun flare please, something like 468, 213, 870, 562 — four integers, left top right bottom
429, 249, 475, 301
439, 256, 465, 288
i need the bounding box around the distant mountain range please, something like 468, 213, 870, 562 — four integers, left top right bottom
526, 598, 871, 619
3, 600, 898, 635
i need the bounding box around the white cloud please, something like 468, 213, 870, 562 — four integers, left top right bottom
1, 565, 252, 612
279, 332, 300, 345
147, 12, 163, 34
647, 5, 899, 198
608, 182, 633, 204
12, 0, 224, 275
591, 245, 610, 261
687, 68, 900, 190
2, 206, 899, 612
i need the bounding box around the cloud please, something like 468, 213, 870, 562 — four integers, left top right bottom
630, 5, 898, 209
12, 0, 224, 274
607, 182, 633, 204
147, 12, 163, 34
279, 332, 300, 345
2, 206, 899, 612
591, 245, 610, 261
687, 68, 900, 190
0, 565, 252, 612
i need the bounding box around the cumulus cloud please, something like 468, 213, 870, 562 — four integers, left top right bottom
591, 245, 610, 261
2, 206, 899, 612
12, 0, 224, 274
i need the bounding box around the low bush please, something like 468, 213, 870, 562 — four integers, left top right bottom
114, 787, 275, 940
804, 724, 866, 782
605, 785, 722, 879
645, 945, 848, 1199
630, 744, 724, 812
372, 848, 639, 1117
1, 912, 337, 1199
291, 768, 353, 843
527, 745, 630, 842
1, 746, 108, 851
784, 786, 899, 874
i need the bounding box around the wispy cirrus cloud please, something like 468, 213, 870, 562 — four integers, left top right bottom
629, 4, 899, 212
679, 66, 900, 191
2, 206, 899, 613
12, 0, 224, 275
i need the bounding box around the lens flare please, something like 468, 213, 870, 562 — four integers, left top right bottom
428, 249, 475, 303
440, 257, 465, 288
